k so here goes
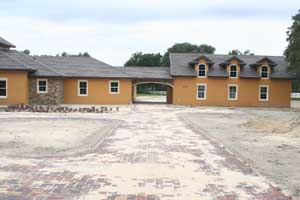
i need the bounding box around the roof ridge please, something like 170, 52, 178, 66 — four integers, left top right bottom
88, 56, 112, 67
0, 50, 33, 70
25, 54, 64, 76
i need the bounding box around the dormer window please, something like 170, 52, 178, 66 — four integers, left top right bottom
261, 66, 269, 79
198, 64, 206, 78
229, 65, 238, 78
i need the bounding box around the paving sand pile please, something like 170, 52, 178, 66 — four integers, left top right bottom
0, 118, 120, 157
242, 115, 300, 136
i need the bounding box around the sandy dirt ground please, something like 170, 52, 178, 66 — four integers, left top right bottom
0, 105, 297, 200
0, 117, 120, 157
182, 108, 300, 198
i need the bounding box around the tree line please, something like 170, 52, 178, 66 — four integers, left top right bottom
22, 49, 90, 57
124, 44, 254, 67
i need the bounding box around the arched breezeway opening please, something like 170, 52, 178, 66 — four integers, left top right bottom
132, 81, 173, 104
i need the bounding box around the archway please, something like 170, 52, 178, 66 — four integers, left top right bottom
132, 82, 173, 104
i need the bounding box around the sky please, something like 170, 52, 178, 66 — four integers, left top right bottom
0, 0, 299, 65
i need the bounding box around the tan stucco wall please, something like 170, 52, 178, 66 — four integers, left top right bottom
173, 58, 291, 107
64, 78, 132, 104
173, 77, 291, 107
0, 70, 28, 105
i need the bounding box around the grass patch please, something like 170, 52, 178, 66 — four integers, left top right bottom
292, 98, 300, 101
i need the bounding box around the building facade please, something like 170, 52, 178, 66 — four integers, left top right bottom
0, 37, 295, 107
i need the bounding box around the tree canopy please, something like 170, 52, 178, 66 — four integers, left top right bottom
161, 43, 216, 66
23, 49, 30, 55
228, 49, 254, 56
124, 52, 163, 67
60, 52, 91, 57
284, 9, 300, 91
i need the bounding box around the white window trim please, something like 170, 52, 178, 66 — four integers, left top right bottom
261, 65, 269, 79
197, 63, 207, 78
196, 83, 207, 100
0, 78, 8, 99
109, 80, 120, 94
228, 84, 238, 101
78, 80, 88, 96
37, 79, 48, 94
229, 64, 238, 79
259, 85, 269, 101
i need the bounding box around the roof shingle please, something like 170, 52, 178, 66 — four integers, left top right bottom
170, 53, 295, 79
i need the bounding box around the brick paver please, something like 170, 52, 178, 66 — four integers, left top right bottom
0, 105, 291, 200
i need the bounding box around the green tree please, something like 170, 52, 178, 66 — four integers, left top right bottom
198, 44, 216, 54
61, 52, 68, 57
83, 52, 90, 57
23, 49, 30, 55
161, 43, 216, 66
284, 10, 300, 92
228, 49, 254, 56
125, 52, 162, 67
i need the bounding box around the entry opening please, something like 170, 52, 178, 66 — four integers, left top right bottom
133, 83, 173, 104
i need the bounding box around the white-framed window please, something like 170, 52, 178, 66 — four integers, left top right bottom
261, 66, 269, 79
198, 64, 206, 78
197, 84, 207, 100
259, 85, 269, 101
228, 84, 238, 100
78, 80, 88, 96
37, 79, 48, 94
0, 78, 8, 98
229, 65, 238, 78
109, 80, 120, 94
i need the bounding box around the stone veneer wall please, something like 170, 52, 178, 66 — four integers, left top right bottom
29, 77, 64, 105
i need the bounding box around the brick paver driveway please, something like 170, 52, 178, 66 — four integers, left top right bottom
0, 105, 290, 200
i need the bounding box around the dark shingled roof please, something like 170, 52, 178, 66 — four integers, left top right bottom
33, 56, 131, 78
170, 53, 295, 79
0, 37, 16, 48
0, 49, 59, 76
0, 47, 295, 80
117, 66, 172, 80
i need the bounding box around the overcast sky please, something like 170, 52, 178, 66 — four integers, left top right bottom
0, 0, 299, 65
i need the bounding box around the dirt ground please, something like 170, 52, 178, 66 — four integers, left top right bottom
0, 117, 120, 157
182, 107, 300, 197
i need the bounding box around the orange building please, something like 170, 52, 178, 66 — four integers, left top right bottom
0, 37, 295, 107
